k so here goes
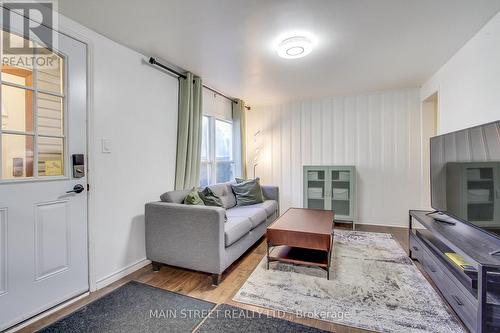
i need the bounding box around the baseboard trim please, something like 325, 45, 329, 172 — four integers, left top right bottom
5, 292, 89, 333
355, 222, 408, 229
96, 258, 151, 290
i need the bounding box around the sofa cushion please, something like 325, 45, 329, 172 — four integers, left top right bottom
160, 188, 191, 204
249, 200, 278, 217
224, 217, 252, 247
226, 206, 267, 229
208, 183, 236, 209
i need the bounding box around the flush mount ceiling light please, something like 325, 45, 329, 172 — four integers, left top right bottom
277, 36, 313, 59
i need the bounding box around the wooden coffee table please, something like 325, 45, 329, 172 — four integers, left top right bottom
266, 208, 334, 279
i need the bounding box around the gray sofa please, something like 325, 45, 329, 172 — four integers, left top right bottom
145, 182, 279, 285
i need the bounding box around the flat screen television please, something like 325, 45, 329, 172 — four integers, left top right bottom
430, 120, 500, 237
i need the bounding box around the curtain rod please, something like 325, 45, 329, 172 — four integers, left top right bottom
149, 57, 250, 110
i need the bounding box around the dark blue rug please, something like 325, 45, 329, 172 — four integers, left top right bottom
38, 281, 215, 333
196, 304, 329, 332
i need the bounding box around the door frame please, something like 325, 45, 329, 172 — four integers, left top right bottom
0, 5, 98, 295
420, 89, 439, 211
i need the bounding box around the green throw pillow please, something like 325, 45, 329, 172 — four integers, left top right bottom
199, 187, 224, 207
183, 187, 205, 205
232, 178, 264, 206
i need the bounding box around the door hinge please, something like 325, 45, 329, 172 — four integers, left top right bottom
87, 184, 90, 191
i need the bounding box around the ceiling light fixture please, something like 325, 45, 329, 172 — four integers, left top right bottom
277, 36, 313, 59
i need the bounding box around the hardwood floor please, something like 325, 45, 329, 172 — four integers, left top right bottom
18, 224, 455, 333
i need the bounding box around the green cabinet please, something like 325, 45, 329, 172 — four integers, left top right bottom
303, 166, 356, 226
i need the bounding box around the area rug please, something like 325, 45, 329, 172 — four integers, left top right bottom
39, 281, 215, 333
196, 304, 328, 332
233, 230, 466, 333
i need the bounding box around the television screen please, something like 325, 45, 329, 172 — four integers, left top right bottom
430, 120, 500, 236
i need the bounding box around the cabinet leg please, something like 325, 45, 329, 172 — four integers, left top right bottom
152, 262, 161, 272
212, 274, 222, 286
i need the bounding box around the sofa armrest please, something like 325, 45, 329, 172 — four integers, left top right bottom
145, 202, 226, 274
261, 185, 280, 214
261, 185, 279, 202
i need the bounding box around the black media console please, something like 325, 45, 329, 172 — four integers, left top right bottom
409, 210, 500, 333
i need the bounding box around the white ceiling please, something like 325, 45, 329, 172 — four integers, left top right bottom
58, 0, 500, 105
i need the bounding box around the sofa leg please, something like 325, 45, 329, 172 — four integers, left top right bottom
152, 262, 161, 272
212, 274, 222, 286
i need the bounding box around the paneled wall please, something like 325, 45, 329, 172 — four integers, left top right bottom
246, 88, 424, 227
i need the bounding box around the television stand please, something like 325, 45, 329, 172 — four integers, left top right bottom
409, 210, 500, 333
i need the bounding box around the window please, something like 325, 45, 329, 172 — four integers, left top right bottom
1, 31, 65, 180
200, 116, 234, 186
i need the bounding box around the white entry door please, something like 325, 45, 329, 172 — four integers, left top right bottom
0, 8, 88, 330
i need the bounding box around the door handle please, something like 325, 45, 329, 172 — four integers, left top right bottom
66, 184, 85, 194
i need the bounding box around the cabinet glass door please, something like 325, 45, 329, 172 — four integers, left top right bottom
331, 169, 351, 217
306, 169, 326, 209
466, 166, 495, 223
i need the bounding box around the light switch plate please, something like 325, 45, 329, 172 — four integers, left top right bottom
101, 138, 112, 153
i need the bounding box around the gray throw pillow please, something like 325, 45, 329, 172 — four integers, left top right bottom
232, 178, 264, 206
199, 187, 224, 207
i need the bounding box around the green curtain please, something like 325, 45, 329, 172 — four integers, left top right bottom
232, 99, 247, 179
175, 73, 203, 190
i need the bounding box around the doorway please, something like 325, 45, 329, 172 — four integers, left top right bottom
0, 8, 88, 331
421, 92, 439, 209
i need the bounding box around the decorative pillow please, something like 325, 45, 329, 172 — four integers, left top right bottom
231, 178, 264, 206
199, 187, 224, 207
183, 188, 205, 205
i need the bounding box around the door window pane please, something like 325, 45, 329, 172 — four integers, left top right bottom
1, 32, 34, 87
38, 136, 64, 177
215, 120, 232, 161
1, 66, 34, 87
37, 93, 63, 136
1, 84, 34, 132
36, 51, 63, 94
1, 133, 34, 178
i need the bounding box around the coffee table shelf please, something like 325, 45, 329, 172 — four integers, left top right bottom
268, 246, 329, 268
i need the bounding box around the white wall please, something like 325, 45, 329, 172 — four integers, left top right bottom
247, 88, 423, 227
57, 15, 178, 289
421, 12, 500, 134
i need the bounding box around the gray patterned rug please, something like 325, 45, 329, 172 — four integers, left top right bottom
233, 230, 466, 333
196, 304, 329, 332
38, 281, 215, 332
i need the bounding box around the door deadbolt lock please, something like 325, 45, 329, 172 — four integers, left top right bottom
72, 154, 85, 178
